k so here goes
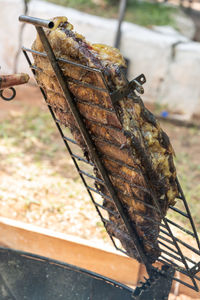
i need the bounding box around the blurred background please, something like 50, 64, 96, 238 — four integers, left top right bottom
0, 2, 200, 297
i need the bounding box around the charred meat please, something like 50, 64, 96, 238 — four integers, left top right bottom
32, 16, 178, 263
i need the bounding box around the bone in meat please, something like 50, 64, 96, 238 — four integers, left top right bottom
32, 16, 178, 263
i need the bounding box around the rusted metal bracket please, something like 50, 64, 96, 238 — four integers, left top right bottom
110, 74, 146, 104
133, 265, 175, 300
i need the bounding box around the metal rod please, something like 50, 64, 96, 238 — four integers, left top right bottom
159, 256, 190, 275
176, 178, 200, 250
102, 217, 118, 227
79, 169, 104, 185
23, 46, 104, 73
171, 276, 198, 291
157, 206, 190, 273
158, 240, 179, 255
132, 211, 165, 226
175, 237, 200, 256
165, 217, 195, 237
114, 0, 127, 49
190, 261, 200, 275
91, 135, 125, 149
86, 185, 112, 201
159, 256, 199, 291
89, 175, 160, 213
70, 153, 94, 166
169, 205, 189, 218
93, 202, 118, 216
161, 249, 191, 264
70, 78, 108, 93
54, 118, 61, 124
160, 252, 184, 265
158, 235, 200, 277
63, 136, 78, 145
159, 241, 196, 265
194, 273, 200, 281
116, 247, 127, 255
115, 191, 160, 212
83, 119, 123, 133
158, 258, 184, 273
159, 231, 200, 256
109, 172, 151, 194
158, 234, 176, 246
158, 257, 194, 282
19, 15, 54, 28
160, 228, 179, 238
32, 63, 108, 93
75, 99, 114, 112
50, 104, 121, 132
101, 153, 142, 173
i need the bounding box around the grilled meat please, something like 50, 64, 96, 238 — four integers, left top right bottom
32, 16, 178, 263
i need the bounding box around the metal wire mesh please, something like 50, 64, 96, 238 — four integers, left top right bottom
20, 18, 200, 292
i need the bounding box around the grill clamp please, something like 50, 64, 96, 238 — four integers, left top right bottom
110, 74, 146, 104
133, 265, 175, 300
18, 15, 200, 299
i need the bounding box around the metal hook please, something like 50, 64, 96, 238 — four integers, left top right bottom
110, 74, 146, 104
132, 80, 144, 95
0, 87, 16, 101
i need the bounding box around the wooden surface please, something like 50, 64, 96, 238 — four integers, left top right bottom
0, 217, 199, 298
0, 217, 139, 285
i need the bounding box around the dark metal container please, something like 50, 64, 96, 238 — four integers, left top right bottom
0, 247, 133, 300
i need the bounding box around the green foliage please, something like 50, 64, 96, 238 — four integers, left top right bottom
44, 0, 178, 28
0, 107, 57, 161
126, 1, 176, 27
104, 0, 119, 5
45, 0, 94, 7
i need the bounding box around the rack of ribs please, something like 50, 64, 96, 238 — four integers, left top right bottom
31, 16, 178, 263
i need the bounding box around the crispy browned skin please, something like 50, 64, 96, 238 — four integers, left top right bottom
32, 17, 178, 263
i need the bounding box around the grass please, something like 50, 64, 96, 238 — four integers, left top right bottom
0, 106, 66, 163
125, 1, 177, 27
44, 0, 178, 28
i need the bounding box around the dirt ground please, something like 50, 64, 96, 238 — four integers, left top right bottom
0, 84, 110, 244
0, 83, 200, 238
0, 84, 200, 299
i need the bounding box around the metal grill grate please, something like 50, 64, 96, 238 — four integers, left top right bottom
19, 15, 200, 294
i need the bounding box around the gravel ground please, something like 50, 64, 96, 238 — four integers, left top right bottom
0, 84, 200, 299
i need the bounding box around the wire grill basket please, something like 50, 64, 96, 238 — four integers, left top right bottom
19, 15, 200, 294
